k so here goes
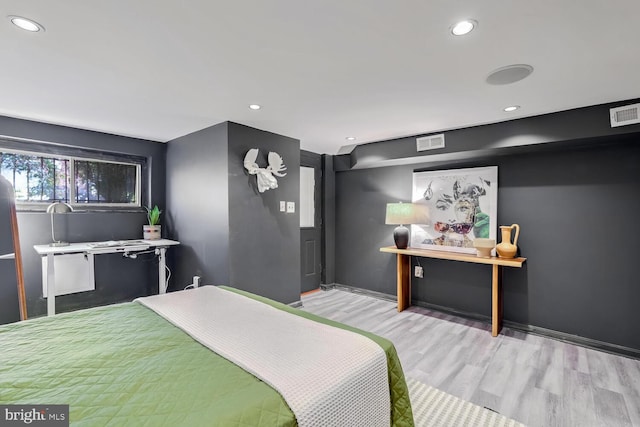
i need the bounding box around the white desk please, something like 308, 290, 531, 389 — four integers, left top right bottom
33, 239, 180, 316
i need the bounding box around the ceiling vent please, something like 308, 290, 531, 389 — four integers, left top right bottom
610, 103, 640, 127
416, 134, 445, 152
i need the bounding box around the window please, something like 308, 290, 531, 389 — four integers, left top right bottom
0, 149, 141, 208
300, 166, 315, 227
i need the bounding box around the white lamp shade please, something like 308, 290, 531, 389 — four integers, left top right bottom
385, 203, 429, 225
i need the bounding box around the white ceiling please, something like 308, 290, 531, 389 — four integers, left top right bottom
2, 1, 639, 155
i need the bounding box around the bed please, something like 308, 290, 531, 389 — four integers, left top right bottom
0, 286, 414, 426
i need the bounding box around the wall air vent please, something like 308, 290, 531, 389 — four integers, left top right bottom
610, 103, 640, 127
416, 134, 445, 152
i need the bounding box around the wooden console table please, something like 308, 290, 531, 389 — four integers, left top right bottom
380, 246, 526, 336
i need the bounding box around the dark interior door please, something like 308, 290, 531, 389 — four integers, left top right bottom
300, 152, 322, 293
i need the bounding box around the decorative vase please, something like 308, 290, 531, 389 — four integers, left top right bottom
143, 225, 161, 240
496, 224, 520, 258
473, 238, 495, 258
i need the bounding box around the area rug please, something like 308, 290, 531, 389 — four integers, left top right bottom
407, 378, 526, 427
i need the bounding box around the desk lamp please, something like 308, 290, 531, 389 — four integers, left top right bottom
47, 202, 74, 247
385, 202, 430, 249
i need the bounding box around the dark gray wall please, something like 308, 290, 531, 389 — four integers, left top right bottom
338, 98, 640, 170
166, 122, 301, 304
227, 122, 300, 304
335, 138, 640, 352
166, 122, 230, 289
0, 115, 166, 320
322, 154, 336, 284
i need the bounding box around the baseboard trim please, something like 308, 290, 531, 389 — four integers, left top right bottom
502, 321, 640, 360
320, 283, 336, 291
328, 283, 398, 303
323, 283, 640, 360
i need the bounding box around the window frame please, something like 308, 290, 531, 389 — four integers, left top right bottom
0, 138, 146, 212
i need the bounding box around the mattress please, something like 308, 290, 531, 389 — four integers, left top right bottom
0, 286, 413, 426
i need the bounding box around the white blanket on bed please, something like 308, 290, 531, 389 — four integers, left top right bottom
136, 286, 390, 427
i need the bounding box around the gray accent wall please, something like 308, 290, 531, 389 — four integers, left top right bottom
322, 154, 336, 284
167, 122, 300, 304
337, 98, 640, 170
228, 123, 300, 303
0, 115, 167, 321
335, 130, 640, 352
166, 122, 230, 288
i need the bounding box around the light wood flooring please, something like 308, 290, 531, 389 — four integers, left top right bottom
300, 289, 640, 427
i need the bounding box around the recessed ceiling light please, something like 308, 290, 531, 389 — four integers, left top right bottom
504, 105, 520, 112
345, 137, 356, 141
249, 104, 261, 110
9, 16, 44, 32
451, 20, 476, 36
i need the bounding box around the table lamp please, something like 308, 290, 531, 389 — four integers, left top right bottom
385, 202, 430, 249
47, 202, 74, 247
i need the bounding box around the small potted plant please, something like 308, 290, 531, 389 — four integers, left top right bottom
143, 205, 162, 240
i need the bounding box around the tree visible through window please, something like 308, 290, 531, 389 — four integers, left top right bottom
0, 151, 140, 206
75, 160, 137, 204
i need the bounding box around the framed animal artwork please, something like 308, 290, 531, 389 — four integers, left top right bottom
411, 166, 498, 254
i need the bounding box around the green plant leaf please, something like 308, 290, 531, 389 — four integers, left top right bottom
145, 205, 162, 225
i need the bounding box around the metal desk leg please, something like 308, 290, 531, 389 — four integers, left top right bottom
158, 247, 167, 294
46, 253, 56, 316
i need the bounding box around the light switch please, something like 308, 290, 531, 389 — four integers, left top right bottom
286, 202, 295, 213
279, 201, 286, 212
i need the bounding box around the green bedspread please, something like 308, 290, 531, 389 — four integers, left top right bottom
0, 287, 413, 426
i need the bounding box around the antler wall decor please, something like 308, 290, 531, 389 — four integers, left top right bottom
243, 148, 287, 193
